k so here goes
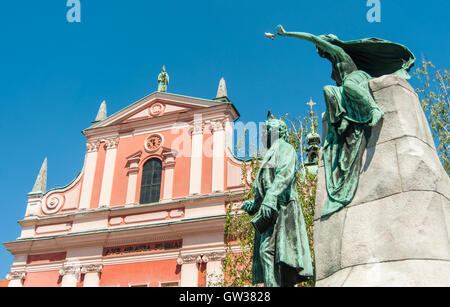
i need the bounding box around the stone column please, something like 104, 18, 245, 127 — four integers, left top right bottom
59, 265, 80, 287
203, 252, 225, 287
189, 116, 204, 195
178, 254, 200, 287
6, 271, 26, 287
81, 264, 103, 287
79, 140, 101, 210
211, 119, 225, 193
98, 137, 119, 207
125, 151, 142, 204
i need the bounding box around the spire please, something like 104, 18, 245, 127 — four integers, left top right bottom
93, 100, 107, 123
214, 78, 230, 102
305, 98, 320, 166
306, 97, 317, 133
30, 158, 47, 195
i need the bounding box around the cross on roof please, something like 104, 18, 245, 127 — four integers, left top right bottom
307, 98, 316, 113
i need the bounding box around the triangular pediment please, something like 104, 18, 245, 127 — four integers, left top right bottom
121, 100, 197, 124
86, 92, 229, 130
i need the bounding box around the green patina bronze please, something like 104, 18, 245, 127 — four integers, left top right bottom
157, 65, 169, 92
268, 26, 415, 217
241, 115, 313, 287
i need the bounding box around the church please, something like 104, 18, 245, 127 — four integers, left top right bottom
3, 67, 250, 287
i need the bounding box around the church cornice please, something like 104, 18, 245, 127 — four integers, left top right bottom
4, 213, 230, 255
16, 190, 246, 228
83, 91, 239, 133
82, 103, 238, 139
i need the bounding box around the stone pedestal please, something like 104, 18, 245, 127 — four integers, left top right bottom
314, 75, 450, 286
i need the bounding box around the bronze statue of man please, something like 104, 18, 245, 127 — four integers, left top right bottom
241, 114, 313, 287
267, 26, 415, 216
157, 65, 169, 92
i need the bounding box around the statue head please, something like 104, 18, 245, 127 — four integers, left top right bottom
317, 34, 339, 58
316, 35, 343, 86
262, 111, 289, 149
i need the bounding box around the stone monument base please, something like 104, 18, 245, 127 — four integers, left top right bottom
314, 75, 450, 286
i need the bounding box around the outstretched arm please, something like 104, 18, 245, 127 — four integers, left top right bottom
274, 25, 343, 58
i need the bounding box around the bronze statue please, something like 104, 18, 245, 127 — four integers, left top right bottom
241, 114, 313, 287
266, 25, 415, 216
157, 65, 169, 92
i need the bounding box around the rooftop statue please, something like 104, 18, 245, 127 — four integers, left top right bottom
266, 25, 415, 217
157, 65, 169, 92
241, 113, 313, 287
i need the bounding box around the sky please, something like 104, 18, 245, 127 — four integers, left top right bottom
0, 0, 449, 279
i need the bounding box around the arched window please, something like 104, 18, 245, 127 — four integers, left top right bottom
140, 158, 162, 204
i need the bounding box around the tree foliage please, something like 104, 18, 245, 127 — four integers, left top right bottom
413, 59, 449, 174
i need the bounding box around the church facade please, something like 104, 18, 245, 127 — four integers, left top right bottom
3, 71, 249, 287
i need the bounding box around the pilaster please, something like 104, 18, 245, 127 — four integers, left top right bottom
59, 265, 80, 287
125, 151, 142, 204
204, 252, 226, 287
178, 254, 201, 287
81, 264, 103, 287
211, 119, 226, 193
98, 137, 119, 207
162, 149, 177, 200
79, 140, 101, 210
189, 116, 204, 195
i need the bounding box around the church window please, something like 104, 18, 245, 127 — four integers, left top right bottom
140, 158, 162, 204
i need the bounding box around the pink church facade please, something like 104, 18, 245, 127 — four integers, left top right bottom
4, 76, 249, 287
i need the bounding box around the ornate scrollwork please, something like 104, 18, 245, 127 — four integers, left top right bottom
104, 137, 120, 150
204, 252, 226, 262
58, 265, 79, 276
149, 103, 165, 116
6, 271, 26, 281
86, 140, 101, 152
176, 252, 225, 265
81, 264, 103, 274
177, 254, 200, 265
209, 119, 226, 132
192, 120, 205, 135
42, 194, 65, 215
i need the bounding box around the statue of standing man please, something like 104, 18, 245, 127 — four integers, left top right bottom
157, 65, 169, 92
241, 114, 314, 287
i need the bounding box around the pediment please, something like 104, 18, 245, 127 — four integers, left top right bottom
87, 92, 227, 130
121, 101, 196, 124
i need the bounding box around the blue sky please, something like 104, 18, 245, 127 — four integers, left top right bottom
0, 0, 449, 279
